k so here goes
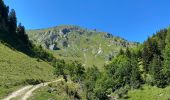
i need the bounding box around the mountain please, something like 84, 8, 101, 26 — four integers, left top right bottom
27, 25, 138, 68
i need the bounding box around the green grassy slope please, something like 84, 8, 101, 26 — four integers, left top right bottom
27, 25, 138, 68
0, 43, 55, 98
127, 85, 170, 100
28, 80, 84, 100
29, 84, 170, 100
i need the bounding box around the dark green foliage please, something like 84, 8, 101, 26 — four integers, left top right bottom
54, 60, 85, 83
67, 61, 85, 83
25, 79, 44, 85
84, 66, 101, 100
156, 29, 167, 51
106, 54, 142, 89
118, 48, 124, 56
0, 0, 9, 29
101, 53, 142, 99
54, 60, 66, 76
163, 28, 170, 85
54, 60, 68, 81
32, 45, 56, 63
16, 23, 30, 45
142, 29, 167, 74
149, 55, 166, 87
140, 29, 169, 88
94, 73, 113, 100
142, 38, 159, 72
8, 9, 17, 33
125, 47, 131, 58
130, 58, 142, 89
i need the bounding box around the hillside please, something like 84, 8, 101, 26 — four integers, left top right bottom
27, 25, 138, 68
0, 41, 55, 99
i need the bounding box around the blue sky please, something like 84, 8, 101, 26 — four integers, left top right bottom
4, 0, 170, 42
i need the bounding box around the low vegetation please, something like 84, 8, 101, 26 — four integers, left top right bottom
127, 85, 170, 100
28, 80, 83, 100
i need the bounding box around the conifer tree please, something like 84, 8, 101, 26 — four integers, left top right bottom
118, 48, 124, 56
8, 9, 17, 33
0, 0, 9, 28
163, 28, 170, 84
16, 23, 29, 45
130, 58, 142, 89
125, 47, 131, 58
150, 55, 165, 87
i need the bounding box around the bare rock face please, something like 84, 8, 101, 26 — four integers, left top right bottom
49, 44, 60, 50
59, 28, 70, 35
104, 33, 112, 38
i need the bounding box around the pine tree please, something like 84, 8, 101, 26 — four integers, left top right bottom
0, 0, 9, 29
125, 47, 132, 58
142, 45, 151, 72
163, 28, 170, 85
142, 38, 160, 72
16, 23, 29, 45
8, 9, 17, 33
130, 58, 142, 89
118, 48, 124, 56
150, 55, 166, 87
0, 0, 5, 21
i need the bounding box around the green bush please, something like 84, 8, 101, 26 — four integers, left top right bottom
25, 79, 44, 85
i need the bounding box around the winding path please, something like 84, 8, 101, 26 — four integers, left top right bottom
3, 79, 63, 100
3, 86, 33, 100
22, 79, 63, 100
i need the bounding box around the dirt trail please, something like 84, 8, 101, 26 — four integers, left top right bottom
3, 79, 63, 100
22, 79, 63, 100
3, 85, 33, 100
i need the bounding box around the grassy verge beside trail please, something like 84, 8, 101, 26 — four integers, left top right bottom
0, 43, 55, 99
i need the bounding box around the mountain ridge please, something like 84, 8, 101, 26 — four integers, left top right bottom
27, 25, 138, 43
27, 25, 138, 68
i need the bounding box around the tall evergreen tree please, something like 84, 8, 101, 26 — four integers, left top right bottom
130, 57, 142, 89
16, 23, 29, 45
0, 0, 9, 29
163, 28, 170, 84
8, 9, 17, 33
142, 38, 160, 72
150, 55, 165, 87
85, 66, 101, 100
125, 47, 131, 58
118, 48, 124, 56
0, 0, 5, 21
